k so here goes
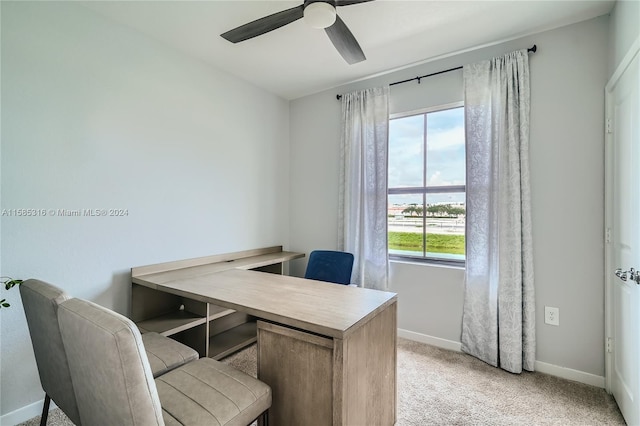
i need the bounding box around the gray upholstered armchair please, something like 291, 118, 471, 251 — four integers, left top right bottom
20, 279, 199, 424
20, 280, 82, 425
57, 297, 271, 425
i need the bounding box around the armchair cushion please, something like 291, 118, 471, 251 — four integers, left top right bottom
158, 358, 271, 426
142, 332, 199, 377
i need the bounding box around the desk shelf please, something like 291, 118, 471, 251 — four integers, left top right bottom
208, 305, 236, 321
136, 311, 206, 336
209, 321, 257, 360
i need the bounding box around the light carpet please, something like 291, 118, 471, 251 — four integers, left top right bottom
18, 338, 624, 426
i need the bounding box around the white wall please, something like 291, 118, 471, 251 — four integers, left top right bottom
608, 0, 640, 77
290, 16, 609, 377
0, 2, 290, 419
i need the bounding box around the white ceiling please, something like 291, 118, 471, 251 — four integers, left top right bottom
83, 0, 615, 100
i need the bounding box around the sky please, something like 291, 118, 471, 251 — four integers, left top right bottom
388, 106, 465, 206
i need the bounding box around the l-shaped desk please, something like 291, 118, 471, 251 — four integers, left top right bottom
131, 247, 397, 425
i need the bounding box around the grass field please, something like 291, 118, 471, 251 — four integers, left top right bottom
389, 231, 465, 255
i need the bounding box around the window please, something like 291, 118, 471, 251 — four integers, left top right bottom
388, 103, 465, 264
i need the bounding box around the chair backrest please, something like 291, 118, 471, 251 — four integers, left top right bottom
57, 298, 164, 426
20, 279, 82, 425
304, 250, 354, 285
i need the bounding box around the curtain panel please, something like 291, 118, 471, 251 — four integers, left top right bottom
461, 49, 535, 373
338, 86, 390, 290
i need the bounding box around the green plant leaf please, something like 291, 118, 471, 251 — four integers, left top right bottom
0, 278, 23, 308
4, 279, 23, 290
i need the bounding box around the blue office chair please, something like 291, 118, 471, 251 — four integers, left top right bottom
304, 250, 354, 285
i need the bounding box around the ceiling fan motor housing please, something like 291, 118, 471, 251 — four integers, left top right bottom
304, 0, 337, 8
304, 0, 337, 29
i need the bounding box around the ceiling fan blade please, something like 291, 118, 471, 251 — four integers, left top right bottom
325, 15, 366, 64
336, 0, 375, 6
221, 5, 304, 43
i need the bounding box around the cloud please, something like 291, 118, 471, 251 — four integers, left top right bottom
389, 108, 465, 188
428, 171, 445, 185
427, 170, 465, 186
428, 126, 465, 151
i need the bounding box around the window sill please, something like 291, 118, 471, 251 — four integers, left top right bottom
389, 257, 465, 270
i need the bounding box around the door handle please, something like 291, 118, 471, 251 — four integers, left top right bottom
615, 268, 640, 284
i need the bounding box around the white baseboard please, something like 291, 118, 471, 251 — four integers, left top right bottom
535, 360, 605, 388
398, 329, 605, 388
0, 398, 56, 426
398, 328, 462, 352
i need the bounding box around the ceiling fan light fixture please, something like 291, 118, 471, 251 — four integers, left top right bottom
304, 2, 337, 29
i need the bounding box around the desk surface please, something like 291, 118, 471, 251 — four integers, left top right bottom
134, 268, 397, 339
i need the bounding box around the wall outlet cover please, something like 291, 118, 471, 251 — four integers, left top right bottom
545, 306, 560, 326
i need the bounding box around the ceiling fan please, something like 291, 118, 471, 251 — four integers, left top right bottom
220, 0, 374, 65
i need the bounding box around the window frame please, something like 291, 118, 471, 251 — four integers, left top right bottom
387, 101, 466, 267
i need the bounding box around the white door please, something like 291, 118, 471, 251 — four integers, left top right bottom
607, 43, 640, 426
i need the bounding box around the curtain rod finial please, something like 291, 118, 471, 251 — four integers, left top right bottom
337, 94, 342, 100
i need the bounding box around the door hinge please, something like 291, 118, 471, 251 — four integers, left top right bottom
606, 227, 611, 244
607, 337, 613, 353
606, 118, 613, 134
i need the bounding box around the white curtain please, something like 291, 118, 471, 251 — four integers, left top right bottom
338, 87, 390, 290
461, 49, 535, 373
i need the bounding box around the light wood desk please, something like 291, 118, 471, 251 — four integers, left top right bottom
131, 247, 397, 425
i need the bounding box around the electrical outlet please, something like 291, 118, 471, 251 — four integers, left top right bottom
545, 306, 559, 326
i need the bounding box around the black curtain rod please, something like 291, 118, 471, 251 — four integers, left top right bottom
336, 44, 537, 100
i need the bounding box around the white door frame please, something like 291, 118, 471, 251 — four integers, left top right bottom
604, 36, 640, 393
